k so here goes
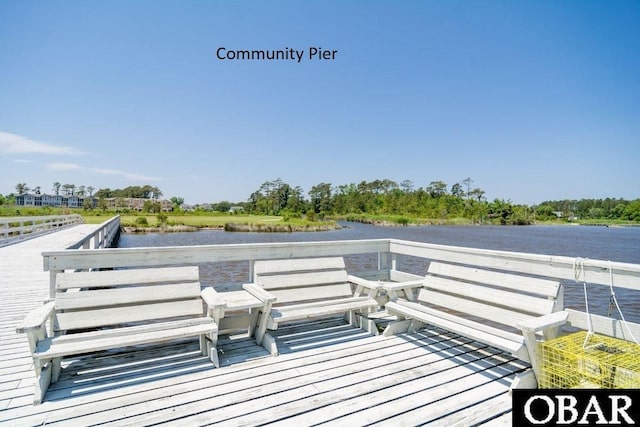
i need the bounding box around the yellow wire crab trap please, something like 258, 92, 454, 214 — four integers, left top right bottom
538, 331, 640, 389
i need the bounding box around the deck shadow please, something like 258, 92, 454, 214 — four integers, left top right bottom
44, 341, 218, 402
268, 316, 378, 355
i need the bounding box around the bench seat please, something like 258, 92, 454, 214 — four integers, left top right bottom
244, 257, 381, 356
33, 318, 217, 359
16, 266, 220, 405
385, 299, 528, 358
268, 296, 380, 326
383, 262, 565, 385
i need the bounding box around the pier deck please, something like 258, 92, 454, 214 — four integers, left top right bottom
2, 227, 527, 425
0, 225, 103, 411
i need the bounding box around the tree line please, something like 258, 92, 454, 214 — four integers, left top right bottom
217, 178, 640, 224
4, 178, 639, 224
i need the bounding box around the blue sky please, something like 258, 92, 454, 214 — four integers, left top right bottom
1, 1, 638, 205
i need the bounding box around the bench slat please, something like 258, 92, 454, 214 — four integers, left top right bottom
417, 289, 536, 328
270, 283, 354, 305
423, 276, 556, 316
254, 257, 345, 275
36, 319, 217, 359
385, 300, 525, 357
428, 262, 560, 298
275, 296, 374, 312
391, 299, 524, 343
56, 266, 200, 289
51, 318, 215, 344
55, 299, 205, 331
256, 270, 349, 290
272, 299, 378, 324
55, 282, 201, 310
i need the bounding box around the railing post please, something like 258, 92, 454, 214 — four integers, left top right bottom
49, 270, 60, 300
379, 251, 390, 280
249, 259, 255, 282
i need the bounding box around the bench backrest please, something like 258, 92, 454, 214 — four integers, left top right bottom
254, 257, 352, 306
418, 262, 563, 329
53, 266, 203, 332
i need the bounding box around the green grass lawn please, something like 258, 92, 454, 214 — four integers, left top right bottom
83, 214, 285, 227
81, 213, 341, 232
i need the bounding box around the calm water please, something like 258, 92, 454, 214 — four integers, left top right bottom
118, 221, 640, 323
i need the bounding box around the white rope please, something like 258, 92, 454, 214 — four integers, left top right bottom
607, 260, 639, 345
574, 258, 594, 348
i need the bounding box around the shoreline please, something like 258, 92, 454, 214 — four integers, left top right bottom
123, 222, 342, 233
122, 220, 639, 234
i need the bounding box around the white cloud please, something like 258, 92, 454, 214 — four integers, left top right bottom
0, 130, 161, 183
47, 162, 161, 182
49, 162, 83, 171
92, 167, 161, 181
0, 131, 82, 155
121, 172, 162, 182
92, 167, 122, 176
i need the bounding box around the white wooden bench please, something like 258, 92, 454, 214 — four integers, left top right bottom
243, 257, 382, 356
16, 266, 220, 404
382, 262, 567, 384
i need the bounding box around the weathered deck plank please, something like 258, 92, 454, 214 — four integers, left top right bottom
0, 321, 526, 426
0, 224, 103, 411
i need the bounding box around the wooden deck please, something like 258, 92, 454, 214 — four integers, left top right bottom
2, 318, 523, 426
0, 225, 103, 410
0, 227, 526, 426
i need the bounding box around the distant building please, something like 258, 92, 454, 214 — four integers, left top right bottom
15, 194, 172, 211
16, 193, 96, 208
229, 206, 245, 214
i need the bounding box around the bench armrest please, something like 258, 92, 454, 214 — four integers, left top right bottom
382, 279, 424, 292
517, 310, 569, 333
242, 283, 277, 304
201, 287, 228, 310
347, 275, 382, 291
16, 301, 55, 334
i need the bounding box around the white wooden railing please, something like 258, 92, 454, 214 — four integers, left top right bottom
0, 214, 85, 243
66, 215, 121, 250
42, 238, 640, 297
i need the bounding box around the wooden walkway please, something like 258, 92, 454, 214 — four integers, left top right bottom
0, 224, 103, 412
0, 228, 525, 426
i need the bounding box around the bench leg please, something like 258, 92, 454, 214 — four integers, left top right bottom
361, 308, 378, 336
407, 320, 425, 334
33, 360, 52, 405
262, 333, 278, 356
51, 357, 62, 383
382, 319, 413, 337
199, 335, 208, 357
248, 308, 261, 338
510, 369, 537, 392
254, 311, 270, 346
203, 332, 220, 368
